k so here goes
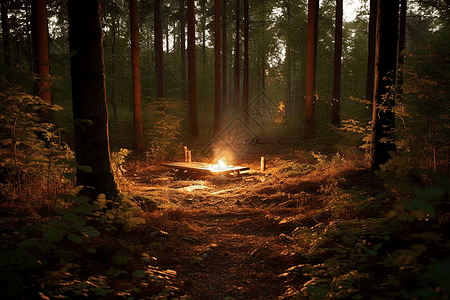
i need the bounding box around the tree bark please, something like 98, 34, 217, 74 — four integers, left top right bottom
365, 0, 377, 106
243, 0, 249, 123
155, 0, 165, 99
1, 0, 11, 85
233, 0, 240, 114
32, 0, 51, 119
305, 0, 319, 139
370, 0, 399, 170
130, 0, 144, 151
68, 0, 118, 200
188, 0, 199, 140
214, 0, 221, 135
332, 0, 343, 126
179, 0, 187, 102
285, 0, 292, 121
221, 0, 228, 119
398, 0, 407, 97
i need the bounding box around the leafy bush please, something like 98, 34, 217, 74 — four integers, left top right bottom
144, 98, 185, 161
0, 188, 187, 299
0, 87, 74, 212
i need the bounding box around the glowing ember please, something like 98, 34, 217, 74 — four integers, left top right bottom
209, 157, 228, 172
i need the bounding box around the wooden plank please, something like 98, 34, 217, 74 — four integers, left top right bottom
161, 161, 249, 175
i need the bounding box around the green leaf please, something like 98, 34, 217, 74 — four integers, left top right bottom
63, 173, 76, 180
113, 256, 130, 265
366, 249, 377, 256
67, 233, 83, 243
410, 187, 444, 203
132, 270, 146, 278
411, 198, 435, 217
77, 165, 93, 173
21, 238, 39, 247
63, 212, 81, 223
82, 226, 100, 238
427, 171, 450, 194
44, 226, 65, 243
80, 281, 89, 289
105, 267, 127, 278
87, 248, 97, 253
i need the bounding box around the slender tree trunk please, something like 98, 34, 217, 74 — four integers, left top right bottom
180, 0, 187, 102
243, 0, 249, 123
130, 0, 144, 151
33, 0, 51, 119
1, 0, 11, 85
233, 0, 240, 114
68, 0, 118, 200
221, 0, 228, 119
369, 0, 399, 169
200, 0, 207, 65
188, 0, 199, 140
285, 0, 292, 121
155, 0, 165, 99
305, 0, 319, 139
166, 23, 169, 53
398, 0, 406, 97
110, 17, 118, 122
365, 0, 377, 106
332, 0, 342, 126
214, 0, 221, 135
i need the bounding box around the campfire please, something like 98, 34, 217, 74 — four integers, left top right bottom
208, 157, 228, 173
162, 150, 250, 177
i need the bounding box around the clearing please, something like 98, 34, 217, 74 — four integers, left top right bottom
119, 151, 369, 299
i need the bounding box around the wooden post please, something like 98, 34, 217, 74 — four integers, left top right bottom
184, 146, 188, 162
261, 157, 266, 172
188, 150, 192, 163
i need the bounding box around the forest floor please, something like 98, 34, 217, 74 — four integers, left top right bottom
119, 147, 373, 300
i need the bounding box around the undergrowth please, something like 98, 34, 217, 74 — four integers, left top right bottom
280, 152, 450, 300
0, 188, 188, 299
0, 87, 187, 299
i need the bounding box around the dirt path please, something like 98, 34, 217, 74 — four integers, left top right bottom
121, 156, 339, 299
150, 209, 300, 300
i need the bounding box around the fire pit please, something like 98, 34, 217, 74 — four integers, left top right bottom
162, 158, 250, 177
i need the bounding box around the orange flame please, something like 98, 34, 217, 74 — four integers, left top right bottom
209, 157, 227, 172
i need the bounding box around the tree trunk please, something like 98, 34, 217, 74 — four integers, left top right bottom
200, 0, 207, 66
180, 0, 187, 102
68, 0, 118, 200
109, 16, 118, 122
130, 0, 144, 151
1, 0, 11, 85
155, 0, 165, 99
305, 0, 319, 139
214, 0, 221, 135
188, 0, 199, 140
369, 0, 399, 170
243, 0, 249, 123
332, 0, 343, 126
221, 0, 228, 119
398, 0, 406, 97
233, 0, 240, 114
32, 0, 51, 119
365, 0, 377, 107
285, 0, 292, 122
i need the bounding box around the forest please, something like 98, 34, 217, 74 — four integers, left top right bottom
1, 0, 450, 299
